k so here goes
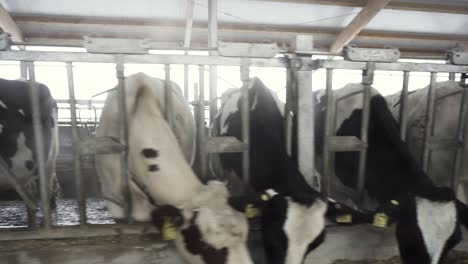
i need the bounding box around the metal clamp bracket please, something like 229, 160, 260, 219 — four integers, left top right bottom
362, 62, 375, 85
217, 41, 279, 58
448, 51, 468, 66
84, 36, 151, 54
344, 46, 400, 62
0, 33, 11, 51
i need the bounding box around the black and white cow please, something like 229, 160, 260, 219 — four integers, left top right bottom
0, 78, 60, 205
211, 77, 327, 264
95, 73, 253, 264
386, 80, 468, 203
314, 83, 468, 264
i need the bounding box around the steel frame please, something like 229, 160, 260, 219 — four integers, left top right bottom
0, 37, 468, 240
316, 58, 468, 206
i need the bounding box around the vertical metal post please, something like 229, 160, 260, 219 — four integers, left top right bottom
208, 0, 218, 122
183, 0, 194, 100
422, 72, 438, 173
21, 60, 34, 227
322, 68, 334, 197
115, 56, 132, 223
20, 61, 27, 79
164, 64, 173, 128
27, 62, 51, 229
184, 63, 189, 100
449, 72, 456, 81
357, 62, 374, 203
296, 58, 315, 188
399, 71, 410, 141
67, 62, 87, 226
284, 67, 293, 156
198, 65, 207, 179
240, 59, 250, 185
453, 74, 468, 190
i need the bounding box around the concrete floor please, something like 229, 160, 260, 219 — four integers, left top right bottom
2, 225, 468, 264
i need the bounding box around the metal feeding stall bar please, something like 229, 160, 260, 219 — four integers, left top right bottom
309, 49, 468, 204
0, 47, 288, 240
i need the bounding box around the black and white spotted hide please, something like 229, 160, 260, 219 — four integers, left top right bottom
95, 73, 197, 221
314, 83, 468, 264
213, 78, 327, 264
152, 182, 253, 264
0, 78, 60, 205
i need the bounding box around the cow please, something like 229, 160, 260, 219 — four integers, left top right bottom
314, 83, 468, 264
386, 80, 468, 203
0, 78, 60, 208
210, 77, 327, 264
94, 73, 253, 264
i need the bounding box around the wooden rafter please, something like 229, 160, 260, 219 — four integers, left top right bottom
9, 15, 468, 58
0, 4, 23, 42
254, 0, 468, 15
329, 0, 391, 54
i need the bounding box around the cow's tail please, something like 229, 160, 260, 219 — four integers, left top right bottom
456, 199, 468, 229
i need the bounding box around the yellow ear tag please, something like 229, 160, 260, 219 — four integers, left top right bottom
391, 200, 399, 205
162, 217, 177, 241
335, 214, 352, 223
245, 204, 260, 218
373, 213, 388, 228
261, 194, 270, 201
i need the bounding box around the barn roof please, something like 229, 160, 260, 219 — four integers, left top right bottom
0, 0, 467, 58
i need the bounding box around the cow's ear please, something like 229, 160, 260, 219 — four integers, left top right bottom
151, 205, 184, 231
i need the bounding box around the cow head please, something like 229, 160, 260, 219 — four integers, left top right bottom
152, 181, 253, 264
229, 189, 327, 264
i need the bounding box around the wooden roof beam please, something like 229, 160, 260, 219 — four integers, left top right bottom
184, 0, 194, 48
0, 4, 23, 42
254, 0, 468, 15
329, 0, 391, 54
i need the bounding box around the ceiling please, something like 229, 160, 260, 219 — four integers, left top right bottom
0, 0, 467, 58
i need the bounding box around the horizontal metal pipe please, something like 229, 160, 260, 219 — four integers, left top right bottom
313, 59, 468, 73
0, 50, 287, 67
0, 223, 157, 241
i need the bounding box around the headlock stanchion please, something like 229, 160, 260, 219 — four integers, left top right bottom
454, 73, 468, 190
67, 62, 87, 226
27, 62, 52, 229
321, 68, 334, 198
399, 71, 410, 141
197, 65, 208, 179
1, 42, 468, 241
240, 58, 251, 186
357, 62, 374, 204
115, 55, 132, 223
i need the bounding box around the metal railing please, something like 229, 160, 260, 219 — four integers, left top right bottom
0, 41, 467, 240
312, 58, 468, 203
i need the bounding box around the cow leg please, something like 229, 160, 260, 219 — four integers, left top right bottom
396, 221, 431, 264
49, 171, 61, 211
